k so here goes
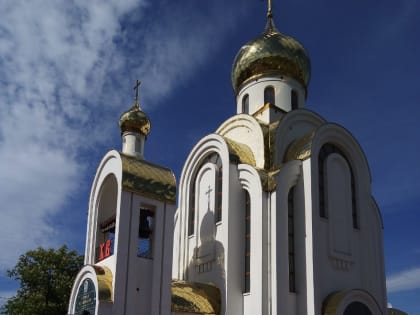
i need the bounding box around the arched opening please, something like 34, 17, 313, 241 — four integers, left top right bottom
95, 174, 118, 262
264, 86, 275, 105
74, 278, 96, 315
318, 143, 358, 229
242, 94, 249, 114
188, 153, 223, 236
343, 301, 373, 315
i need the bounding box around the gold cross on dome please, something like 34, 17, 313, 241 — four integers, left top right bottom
267, 0, 273, 18
133, 80, 141, 107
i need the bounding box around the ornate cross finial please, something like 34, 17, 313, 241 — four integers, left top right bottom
133, 80, 141, 108
267, 0, 273, 18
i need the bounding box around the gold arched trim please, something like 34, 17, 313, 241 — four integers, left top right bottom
92, 265, 113, 302
171, 280, 220, 314
322, 289, 382, 315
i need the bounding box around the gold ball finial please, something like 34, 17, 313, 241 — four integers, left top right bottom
119, 80, 151, 136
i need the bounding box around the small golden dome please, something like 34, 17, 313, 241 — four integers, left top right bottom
231, 18, 311, 94
119, 105, 151, 136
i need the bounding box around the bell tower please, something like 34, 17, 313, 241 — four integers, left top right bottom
68, 81, 176, 315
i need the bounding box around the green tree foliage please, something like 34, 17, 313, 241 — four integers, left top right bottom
1, 245, 83, 315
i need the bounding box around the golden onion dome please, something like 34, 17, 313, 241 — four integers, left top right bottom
231, 18, 311, 94
119, 104, 151, 136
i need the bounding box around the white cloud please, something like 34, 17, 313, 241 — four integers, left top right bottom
0, 0, 252, 272
0, 0, 143, 270
387, 267, 420, 293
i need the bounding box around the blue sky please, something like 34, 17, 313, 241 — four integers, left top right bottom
0, 0, 419, 313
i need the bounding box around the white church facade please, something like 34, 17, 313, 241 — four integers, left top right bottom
68, 4, 402, 315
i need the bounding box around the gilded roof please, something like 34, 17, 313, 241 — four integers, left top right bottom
231, 18, 311, 94
284, 131, 315, 162
223, 137, 256, 166
171, 280, 221, 314
120, 153, 176, 204
388, 308, 408, 315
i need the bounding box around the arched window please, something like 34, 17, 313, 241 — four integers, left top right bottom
264, 86, 275, 105
215, 159, 223, 222
188, 153, 223, 236
242, 94, 249, 114
291, 90, 298, 110
288, 186, 296, 292
318, 144, 358, 229
188, 184, 196, 236
244, 190, 251, 293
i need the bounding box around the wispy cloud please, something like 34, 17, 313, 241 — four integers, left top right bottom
0, 0, 143, 269
387, 267, 420, 293
0, 0, 251, 271
118, 0, 250, 105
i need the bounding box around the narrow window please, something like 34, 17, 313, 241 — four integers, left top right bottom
188, 188, 195, 236
351, 175, 358, 229
264, 86, 275, 105
318, 144, 358, 228
138, 208, 154, 258
288, 187, 296, 292
215, 166, 223, 222
242, 94, 249, 114
244, 190, 251, 293
291, 90, 298, 110
135, 138, 141, 151
318, 145, 329, 218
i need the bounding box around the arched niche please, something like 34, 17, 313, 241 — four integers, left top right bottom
95, 174, 118, 262
175, 134, 231, 279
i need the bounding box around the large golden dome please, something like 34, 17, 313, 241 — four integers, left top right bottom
119, 104, 151, 136
231, 19, 311, 94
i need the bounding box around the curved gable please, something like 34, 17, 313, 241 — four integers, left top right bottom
310, 123, 372, 184
285, 123, 371, 184
274, 108, 325, 166
180, 135, 229, 185
216, 114, 265, 168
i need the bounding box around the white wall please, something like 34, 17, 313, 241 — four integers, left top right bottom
236, 75, 305, 123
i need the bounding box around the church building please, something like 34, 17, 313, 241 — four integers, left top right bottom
68, 3, 399, 315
